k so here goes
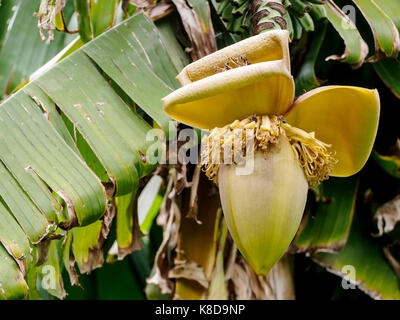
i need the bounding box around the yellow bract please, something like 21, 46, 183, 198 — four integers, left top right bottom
286, 86, 380, 177
163, 61, 294, 129
176, 30, 291, 85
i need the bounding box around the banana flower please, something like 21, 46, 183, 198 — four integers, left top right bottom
162, 30, 380, 275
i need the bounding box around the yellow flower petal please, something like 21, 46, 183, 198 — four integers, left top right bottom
163, 60, 295, 129
286, 86, 380, 177
176, 30, 291, 85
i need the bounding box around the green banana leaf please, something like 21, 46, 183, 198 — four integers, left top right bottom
313, 211, 400, 300
293, 176, 359, 254
323, 1, 368, 67
295, 20, 327, 96
0, 12, 180, 299
352, 0, 400, 59
0, 0, 73, 99
138, 175, 163, 235
74, 0, 119, 42
373, 0, 400, 31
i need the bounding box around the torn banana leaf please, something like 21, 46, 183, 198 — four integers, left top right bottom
72, 220, 104, 274
115, 188, 143, 260
313, 212, 400, 300
0, 0, 72, 99
293, 176, 359, 254
35, 51, 145, 196
37, 239, 66, 299
0, 197, 32, 275
0, 90, 107, 227
0, 160, 51, 244
0, 12, 179, 227
323, 1, 368, 67
0, 12, 182, 297
0, 244, 28, 300
63, 230, 79, 287
24, 84, 79, 153
352, 0, 400, 59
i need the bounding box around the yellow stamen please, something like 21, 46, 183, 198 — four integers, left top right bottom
201, 116, 338, 188
214, 56, 251, 73
282, 123, 338, 189
201, 115, 282, 184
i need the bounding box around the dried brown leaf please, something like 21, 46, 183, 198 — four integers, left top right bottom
230, 256, 253, 299
129, 0, 154, 7
147, 170, 181, 294
77, 201, 116, 274
185, 165, 201, 221
36, 239, 52, 267
228, 254, 295, 300
34, 0, 66, 41
172, 0, 217, 60
67, 254, 80, 287
147, 2, 175, 21
117, 197, 144, 260
169, 259, 209, 288
374, 195, 400, 236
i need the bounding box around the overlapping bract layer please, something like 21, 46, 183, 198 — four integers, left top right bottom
162, 30, 380, 275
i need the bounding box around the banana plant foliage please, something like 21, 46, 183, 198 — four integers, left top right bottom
0, 12, 179, 300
